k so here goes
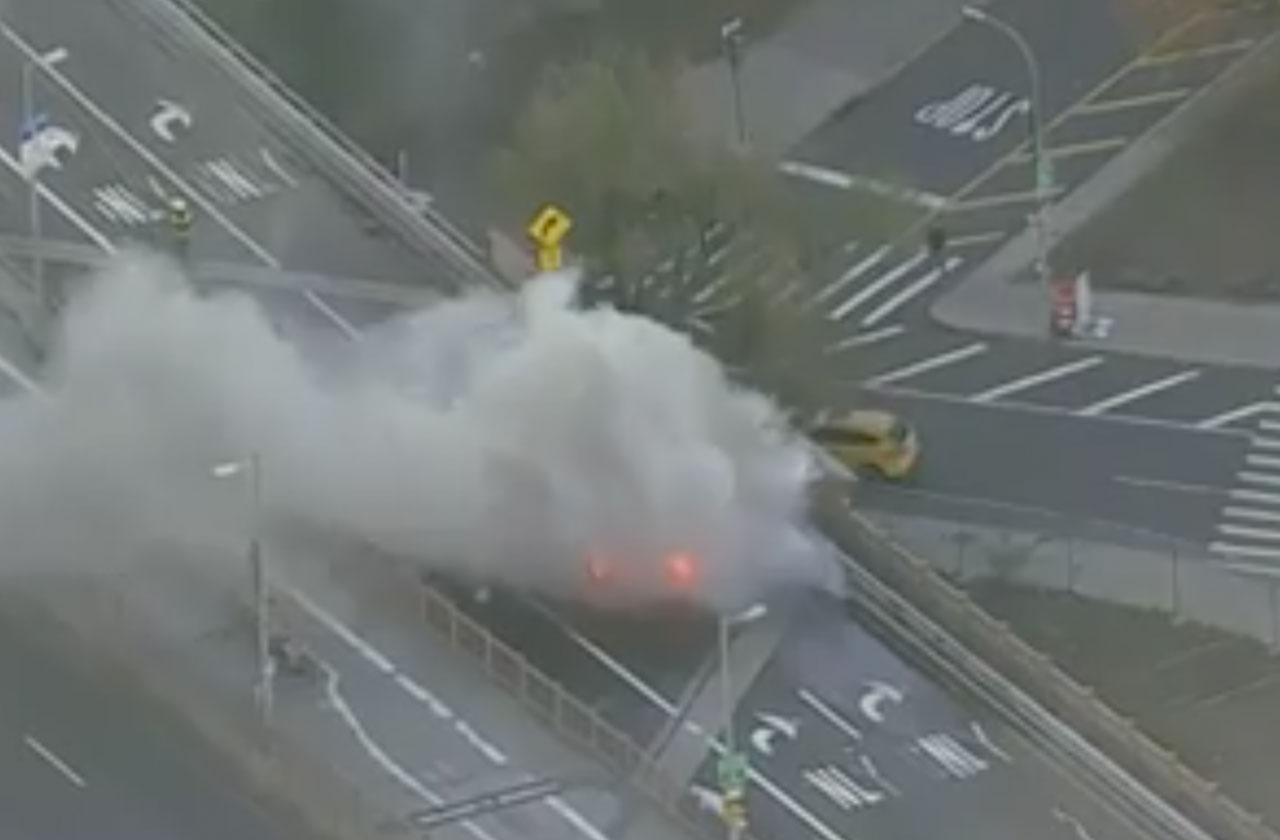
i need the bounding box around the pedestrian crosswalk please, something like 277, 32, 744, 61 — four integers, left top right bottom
1211, 399, 1280, 562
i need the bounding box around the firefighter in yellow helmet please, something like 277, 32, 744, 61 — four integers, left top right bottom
167, 195, 194, 259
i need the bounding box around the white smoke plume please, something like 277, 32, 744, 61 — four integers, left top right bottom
0, 251, 841, 613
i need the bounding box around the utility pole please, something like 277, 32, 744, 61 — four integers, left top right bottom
961, 7, 1050, 288
721, 17, 748, 151
19, 46, 69, 313
717, 603, 766, 839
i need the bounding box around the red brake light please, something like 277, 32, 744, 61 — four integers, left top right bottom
664, 551, 698, 589
585, 552, 614, 584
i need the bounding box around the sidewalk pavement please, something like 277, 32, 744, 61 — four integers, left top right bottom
932, 20, 1280, 369
679, 0, 971, 157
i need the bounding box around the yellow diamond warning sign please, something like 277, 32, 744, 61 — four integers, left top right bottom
526, 203, 572, 248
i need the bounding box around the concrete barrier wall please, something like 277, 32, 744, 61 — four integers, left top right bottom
812, 487, 1279, 840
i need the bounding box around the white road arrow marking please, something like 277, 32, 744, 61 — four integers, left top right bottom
858, 681, 904, 724
18, 117, 79, 179
750, 712, 800, 757
149, 98, 193, 143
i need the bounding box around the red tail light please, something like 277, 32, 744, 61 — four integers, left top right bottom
664, 551, 698, 589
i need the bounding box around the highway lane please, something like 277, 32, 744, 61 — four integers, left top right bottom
0, 0, 451, 290
682, 594, 1150, 840
0, 603, 316, 840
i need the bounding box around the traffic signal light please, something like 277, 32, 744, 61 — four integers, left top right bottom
721, 791, 747, 830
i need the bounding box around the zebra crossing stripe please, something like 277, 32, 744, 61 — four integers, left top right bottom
813, 245, 890, 304
829, 250, 928, 321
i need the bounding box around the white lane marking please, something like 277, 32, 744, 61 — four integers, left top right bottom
393, 674, 453, 719
1262, 419, 1280, 433
286, 586, 396, 673
1113, 475, 1226, 496
1009, 137, 1128, 161
1247, 453, 1280, 471
948, 186, 1064, 213
946, 230, 1006, 249
824, 325, 905, 354
0, 144, 116, 254
24, 735, 86, 788
546, 797, 611, 840
295, 589, 606, 839
302, 290, 361, 341
797, 688, 862, 742
864, 381, 1250, 438
1210, 542, 1280, 560
1231, 488, 1280, 507
320, 664, 499, 840
971, 721, 1013, 764
778, 160, 948, 210
830, 250, 928, 321
1052, 806, 1098, 840
0, 351, 45, 395
1252, 437, 1280, 451
860, 256, 963, 327
0, 21, 279, 268
529, 602, 845, 840
813, 245, 890, 304
1076, 369, 1201, 416
1197, 402, 1280, 430
1221, 506, 1280, 525
970, 356, 1104, 403
1239, 471, 1280, 488
1218, 523, 1280, 542
867, 342, 988, 387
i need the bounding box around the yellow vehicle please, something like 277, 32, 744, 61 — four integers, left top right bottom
809, 410, 920, 480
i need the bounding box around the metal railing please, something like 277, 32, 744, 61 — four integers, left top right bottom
811, 485, 1279, 840
131, 0, 505, 292
418, 582, 756, 840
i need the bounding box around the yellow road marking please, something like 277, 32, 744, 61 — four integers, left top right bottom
1008, 136, 1129, 163
1138, 37, 1257, 66
1074, 87, 1192, 115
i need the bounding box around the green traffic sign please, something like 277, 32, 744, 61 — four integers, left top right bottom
717, 752, 748, 795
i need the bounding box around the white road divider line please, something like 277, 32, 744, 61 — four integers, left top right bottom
0, 20, 279, 269
1221, 506, 1280, 525
291, 587, 606, 838
1073, 88, 1190, 116
1247, 453, 1280, 471
303, 290, 362, 341
813, 245, 890, 304
798, 688, 862, 742
1209, 542, 1280, 560
860, 256, 963, 328
1253, 437, 1280, 451
1238, 471, 1280, 488
824, 324, 905, 354
24, 735, 86, 788
1077, 369, 1201, 416
527, 600, 845, 840
971, 356, 1104, 403
1262, 419, 1280, 433
946, 231, 1006, 249
1218, 523, 1280, 542
1230, 488, 1280, 507
868, 342, 988, 387
829, 250, 927, 321
0, 351, 45, 396
1197, 402, 1280, 430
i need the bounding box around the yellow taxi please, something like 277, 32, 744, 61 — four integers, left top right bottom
808, 410, 920, 480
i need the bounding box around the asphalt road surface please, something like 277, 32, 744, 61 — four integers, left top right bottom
0, 605, 316, 840
0, 5, 1240, 840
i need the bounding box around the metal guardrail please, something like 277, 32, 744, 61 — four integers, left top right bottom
129, 0, 506, 293
417, 582, 756, 840
811, 484, 1279, 840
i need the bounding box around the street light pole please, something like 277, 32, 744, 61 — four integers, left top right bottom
718, 603, 766, 839
961, 6, 1050, 287
19, 47, 68, 314
720, 17, 748, 151
213, 453, 272, 729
